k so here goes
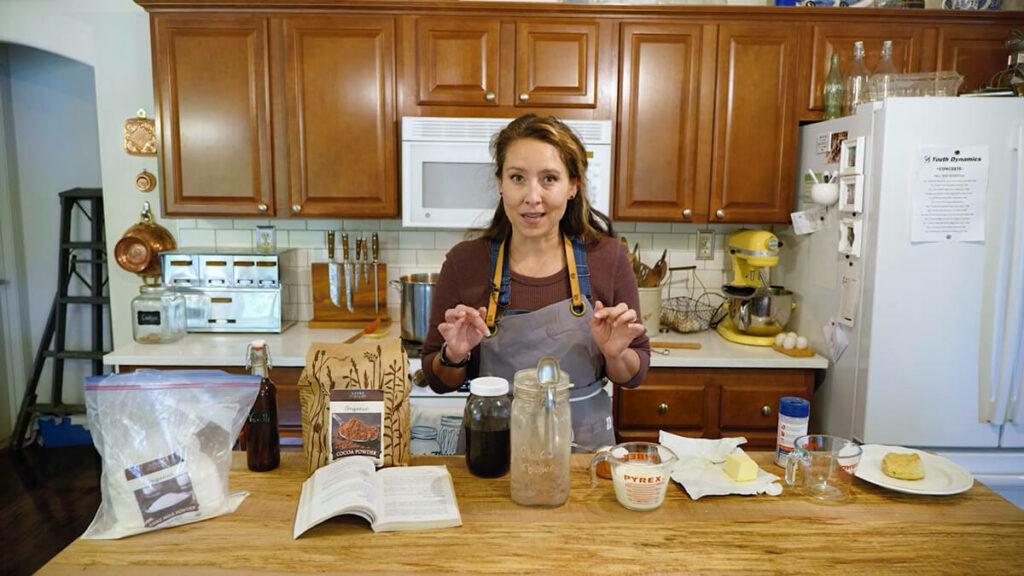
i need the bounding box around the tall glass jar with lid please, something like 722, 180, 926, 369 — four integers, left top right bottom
131, 284, 186, 344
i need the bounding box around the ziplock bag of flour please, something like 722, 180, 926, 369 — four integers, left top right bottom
81, 370, 260, 539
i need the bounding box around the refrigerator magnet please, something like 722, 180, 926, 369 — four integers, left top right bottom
838, 218, 862, 257
838, 174, 864, 213
839, 136, 865, 175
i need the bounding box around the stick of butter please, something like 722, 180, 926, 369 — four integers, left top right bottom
724, 453, 758, 482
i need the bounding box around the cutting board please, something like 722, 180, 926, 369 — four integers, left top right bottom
309, 262, 391, 328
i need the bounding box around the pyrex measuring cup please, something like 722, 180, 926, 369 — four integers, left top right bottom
590, 442, 678, 511
784, 434, 862, 502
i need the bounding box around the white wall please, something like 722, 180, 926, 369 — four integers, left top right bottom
0, 42, 103, 440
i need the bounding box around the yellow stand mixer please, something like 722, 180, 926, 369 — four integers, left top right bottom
716, 230, 795, 346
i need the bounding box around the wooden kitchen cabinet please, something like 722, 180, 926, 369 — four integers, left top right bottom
279, 16, 397, 218
615, 21, 800, 224
614, 22, 715, 222
937, 24, 1019, 94
118, 365, 304, 447
799, 23, 928, 121
152, 15, 274, 217
710, 22, 801, 224
613, 367, 814, 449
406, 16, 600, 110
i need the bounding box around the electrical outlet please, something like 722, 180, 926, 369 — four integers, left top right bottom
697, 230, 714, 261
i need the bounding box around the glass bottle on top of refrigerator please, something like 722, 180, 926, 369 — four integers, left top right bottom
823, 53, 844, 121
245, 340, 280, 472
842, 41, 870, 117
869, 41, 899, 102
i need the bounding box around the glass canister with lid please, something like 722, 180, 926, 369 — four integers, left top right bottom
131, 284, 186, 344
464, 376, 511, 478
510, 357, 573, 507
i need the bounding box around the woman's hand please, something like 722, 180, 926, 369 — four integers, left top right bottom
437, 305, 490, 363
590, 300, 645, 360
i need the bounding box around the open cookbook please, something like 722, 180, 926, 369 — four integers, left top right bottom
293, 456, 462, 538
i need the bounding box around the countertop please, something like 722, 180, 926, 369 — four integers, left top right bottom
105, 323, 828, 370
39, 451, 1024, 575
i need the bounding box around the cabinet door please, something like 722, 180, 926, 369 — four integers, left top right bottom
283, 16, 397, 218
801, 24, 925, 120
614, 369, 714, 440
717, 370, 813, 449
153, 15, 273, 216
938, 25, 1018, 94
710, 22, 800, 224
515, 20, 598, 108
415, 17, 501, 106
615, 23, 715, 222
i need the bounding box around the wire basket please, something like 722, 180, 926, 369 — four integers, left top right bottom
660, 267, 727, 334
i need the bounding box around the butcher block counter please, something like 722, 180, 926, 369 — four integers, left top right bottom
39, 452, 1024, 575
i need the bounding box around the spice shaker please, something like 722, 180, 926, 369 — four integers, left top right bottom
775, 396, 810, 467
464, 376, 511, 478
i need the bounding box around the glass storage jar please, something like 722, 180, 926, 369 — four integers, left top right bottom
464, 376, 511, 478
131, 284, 186, 344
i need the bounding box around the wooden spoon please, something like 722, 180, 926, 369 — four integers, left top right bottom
641, 249, 668, 287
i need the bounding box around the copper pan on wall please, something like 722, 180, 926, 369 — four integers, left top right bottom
114, 201, 176, 278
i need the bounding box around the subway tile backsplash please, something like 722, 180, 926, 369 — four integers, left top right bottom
172, 218, 750, 323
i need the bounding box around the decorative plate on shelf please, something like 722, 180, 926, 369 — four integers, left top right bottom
942, 0, 1000, 9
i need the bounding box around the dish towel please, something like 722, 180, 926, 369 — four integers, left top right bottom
659, 431, 783, 500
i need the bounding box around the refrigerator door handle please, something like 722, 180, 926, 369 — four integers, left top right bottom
1004, 127, 1024, 424
982, 127, 1024, 425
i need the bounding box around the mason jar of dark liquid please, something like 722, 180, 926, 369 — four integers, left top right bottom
245, 340, 280, 472
464, 376, 511, 478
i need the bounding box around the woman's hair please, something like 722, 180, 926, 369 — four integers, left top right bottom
479, 114, 614, 245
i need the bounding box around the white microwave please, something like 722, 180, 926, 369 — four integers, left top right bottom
401, 116, 613, 229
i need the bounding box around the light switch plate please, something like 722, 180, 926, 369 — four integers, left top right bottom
697, 230, 714, 261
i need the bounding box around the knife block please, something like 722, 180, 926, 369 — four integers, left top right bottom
309, 263, 391, 328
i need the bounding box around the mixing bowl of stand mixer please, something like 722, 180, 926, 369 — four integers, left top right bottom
718, 230, 796, 345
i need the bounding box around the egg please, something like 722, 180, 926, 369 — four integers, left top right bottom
796, 336, 808, 349
783, 333, 797, 350
788, 332, 798, 339
774, 333, 787, 346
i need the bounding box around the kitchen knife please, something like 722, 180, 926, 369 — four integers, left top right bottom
342, 233, 353, 312
361, 235, 369, 285
354, 237, 362, 291
327, 231, 342, 308
371, 232, 379, 314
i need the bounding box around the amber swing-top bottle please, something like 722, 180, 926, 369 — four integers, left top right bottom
245, 339, 280, 472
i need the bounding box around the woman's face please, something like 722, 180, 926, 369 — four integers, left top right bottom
498, 138, 578, 241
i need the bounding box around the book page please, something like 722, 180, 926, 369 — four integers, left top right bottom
293, 456, 378, 539
373, 466, 462, 532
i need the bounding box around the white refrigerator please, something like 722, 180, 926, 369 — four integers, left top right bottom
777, 98, 1024, 508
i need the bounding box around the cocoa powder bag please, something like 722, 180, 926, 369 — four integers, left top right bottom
297, 338, 410, 475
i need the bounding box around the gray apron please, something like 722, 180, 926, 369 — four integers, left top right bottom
478, 235, 616, 453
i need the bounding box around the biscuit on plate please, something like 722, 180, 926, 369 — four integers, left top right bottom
881, 452, 925, 480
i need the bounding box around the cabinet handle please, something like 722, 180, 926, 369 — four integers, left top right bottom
657, 403, 669, 415
716, 209, 725, 219
683, 209, 692, 219
761, 405, 771, 417
257, 203, 268, 212
291, 204, 302, 214
519, 93, 530, 102
485, 92, 496, 101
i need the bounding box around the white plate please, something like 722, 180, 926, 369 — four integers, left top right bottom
856, 444, 974, 496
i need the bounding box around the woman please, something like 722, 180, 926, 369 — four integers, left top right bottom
421, 114, 650, 452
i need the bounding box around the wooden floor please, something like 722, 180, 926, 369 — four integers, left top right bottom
0, 444, 101, 576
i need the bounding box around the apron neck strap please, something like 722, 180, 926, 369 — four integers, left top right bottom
486, 240, 505, 329
564, 235, 586, 317
485, 234, 587, 329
